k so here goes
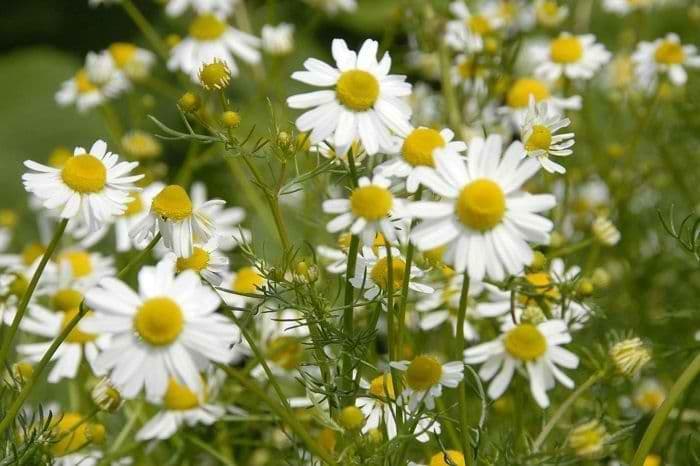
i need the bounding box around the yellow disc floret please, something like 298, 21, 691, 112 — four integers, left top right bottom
134, 297, 184, 346
163, 378, 201, 411
21, 243, 46, 266
152, 185, 193, 221
336, 70, 380, 111
430, 450, 466, 466
52, 289, 84, 312
109, 42, 137, 68
61, 155, 107, 194
189, 14, 227, 41
370, 256, 406, 291
369, 374, 395, 400
75, 69, 97, 94
654, 40, 685, 65
267, 336, 303, 370
405, 355, 442, 391
199, 60, 232, 90
469, 15, 491, 35
456, 179, 506, 231
550, 36, 584, 64
62, 308, 97, 344
48, 147, 73, 168
402, 128, 446, 167
504, 324, 547, 361
339, 406, 365, 431
232, 266, 265, 294
51, 413, 105, 457
176, 247, 210, 273
525, 125, 553, 153
506, 78, 550, 108
350, 185, 393, 220
60, 251, 93, 278
122, 193, 144, 217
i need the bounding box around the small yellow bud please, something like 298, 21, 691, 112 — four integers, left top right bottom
568, 419, 608, 458
529, 251, 547, 271
366, 428, 383, 443
549, 231, 565, 248
92, 378, 123, 413
178, 92, 201, 113
643, 454, 662, 466
576, 278, 594, 297
48, 146, 73, 168
429, 450, 466, 466
317, 427, 336, 454
606, 143, 625, 159
12, 361, 33, 383
521, 305, 547, 325
0, 209, 18, 229
198, 59, 231, 90
591, 268, 611, 288
221, 110, 241, 128
121, 130, 162, 160
338, 406, 365, 431
610, 337, 651, 377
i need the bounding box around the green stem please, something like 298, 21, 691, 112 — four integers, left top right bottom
187, 434, 238, 466
120, 0, 169, 60
455, 270, 471, 458
532, 371, 604, 452
396, 187, 422, 359
116, 233, 161, 280
0, 219, 68, 370
630, 352, 700, 466
548, 238, 593, 258
439, 44, 460, 132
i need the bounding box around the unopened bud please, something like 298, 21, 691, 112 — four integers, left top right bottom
178, 92, 201, 113
222, 110, 241, 128
92, 378, 123, 413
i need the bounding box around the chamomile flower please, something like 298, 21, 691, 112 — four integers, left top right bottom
172, 239, 228, 285
130, 184, 224, 258
83, 258, 240, 399
350, 246, 433, 300
22, 140, 143, 233
303, 0, 357, 15
534, 0, 569, 28
416, 272, 484, 341
18, 304, 108, 383
136, 376, 226, 441
114, 182, 164, 252
376, 127, 467, 193
520, 96, 575, 174
310, 139, 367, 166
190, 182, 249, 251
168, 14, 261, 81
107, 42, 156, 81
252, 308, 310, 376
218, 265, 267, 309
451, 54, 489, 97
54, 452, 131, 466
49, 412, 106, 460
56, 51, 129, 112
56, 249, 115, 290
165, 0, 238, 17
261, 23, 295, 55
445, 1, 503, 53
632, 33, 700, 88
501, 77, 582, 128
603, 0, 653, 15
390, 356, 464, 410
323, 175, 407, 246
533, 33, 611, 82
287, 38, 412, 155
633, 378, 666, 413
409, 136, 556, 282
464, 319, 579, 407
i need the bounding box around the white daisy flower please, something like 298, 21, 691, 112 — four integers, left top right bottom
171, 238, 228, 286
534, 0, 569, 28
130, 184, 224, 258
261, 23, 295, 56
520, 95, 575, 174
0, 249, 58, 325
218, 265, 267, 309
316, 237, 349, 274
416, 272, 484, 341
56, 249, 116, 290
632, 33, 700, 88
114, 182, 164, 252
533, 33, 611, 82
409, 136, 556, 282
22, 140, 143, 233
83, 257, 240, 399
375, 127, 467, 193
390, 356, 464, 410
135, 376, 227, 441
168, 14, 261, 82
251, 308, 310, 377
56, 51, 129, 112
287, 38, 412, 155
350, 246, 433, 301
107, 42, 156, 81
603, 0, 653, 15
303, 0, 357, 15
190, 182, 249, 251
451, 54, 488, 97
464, 319, 579, 407
54, 453, 131, 466
445, 1, 503, 53
18, 304, 108, 383
165, 0, 237, 17
501, 77, 582, 127
310, 139, 367, 166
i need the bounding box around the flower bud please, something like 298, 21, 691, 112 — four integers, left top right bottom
592, 217, 620, 246
338, 406, 365, 431
221, 110, 241, 128
610, 337, 651, 377
568, 419, 608, 458
92, 378, 123, 413
198, 59, 231, 90
178, 92, 201, 113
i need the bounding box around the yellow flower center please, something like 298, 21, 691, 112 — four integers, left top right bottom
109, 42, 137, 68
152, 185, 193, 221
550, 36, 583, 64
75, 69, 97, 94
338, 405, 365, 430
402, 128, 446, 167
504, 324, 547, 361
370, 256, 406, 291
232, 266, 265, 294
468, 15, 491, 35
369, 374, 395, 399
635, 389, 664, 412
337, 232, 352, 250
430, 450, 466, 466
163, 377, 201, 411
48, 147, 73, 168
568, 420, 607, 458
51, 413, 105, 457
456, 179, 506, 231
176, 247, 210, 273
133, 297, 184, 346
122, 131, 162, 160
52, 289, 84, 312
525, 272, 560, 300
335, 70, 380, 111
643, 455, 662, 466
457, 58, 481, 79
405, 355, 443, 391
525, 125, 553, 152
21, 243, 45, 266
122, 193, 144, 217
654, 40, 685, 65
8, 275, 28, 299
61, 155, 107, 194
506, 78, 550, 108
539, 1, 559, 17
189, 14, 227, 41
267, 336, 304, 370
60, 251, 93, 279
199, 61, 231, 90
62, 308, 96, 344
350, 185, 393, 220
